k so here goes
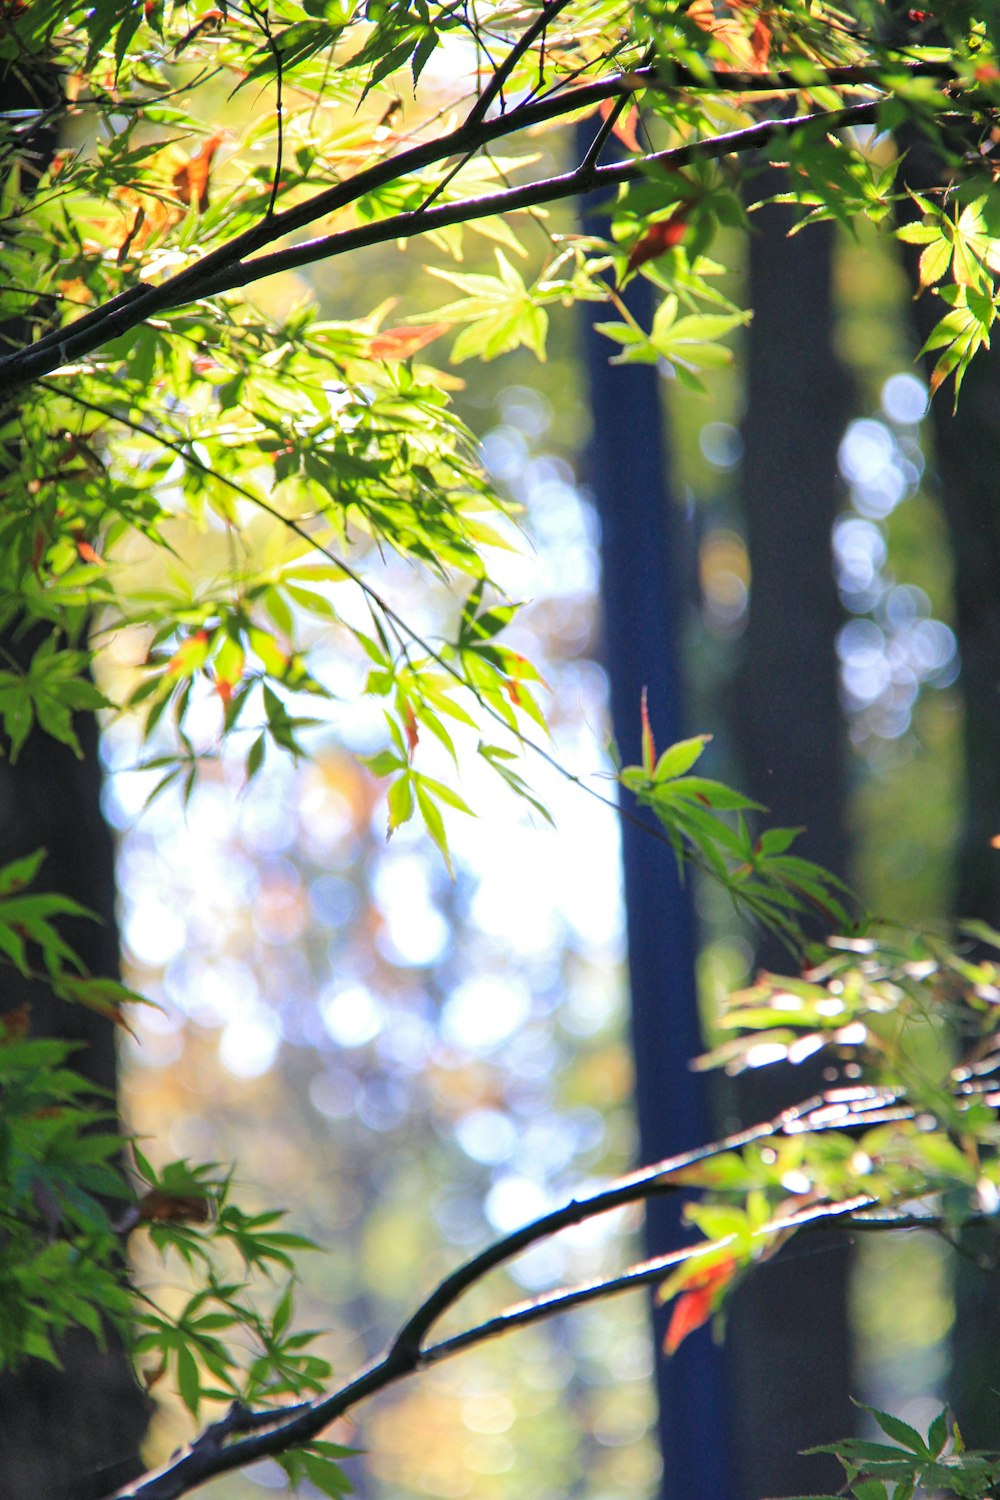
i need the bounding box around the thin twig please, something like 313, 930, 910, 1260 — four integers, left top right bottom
246, 0, 285, 218
465, 0, 575, 127
388, 1085, 902, 1359
578, 45, 655, 175
421, 1194, 880, 1364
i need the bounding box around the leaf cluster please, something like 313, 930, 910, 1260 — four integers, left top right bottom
7, 0, 1000, 1494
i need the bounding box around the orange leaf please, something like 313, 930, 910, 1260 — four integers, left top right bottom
749, 14, 772, 70
138, 1189, 214, 1225
598, 99, 641, 153
640, 686, 656, 776
689, 0, 771, 72
173, 133, 223, 212
165, 628, 211, 678
370, 323, 451, 360
665, 1286, 715, 1355
0, 1004, 30, 1042
76, 539, 103, 566
56, 276, 92, 305
664, 1256, 738, 1354
626, 209, 689, 277
403, 702, 419, 759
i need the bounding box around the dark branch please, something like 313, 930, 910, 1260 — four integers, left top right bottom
3, 100, 889, 392
103, 1085, 916, 1500
208, 101, 884, 294
0, 60, 954, 393
420, 1193, 882, 1364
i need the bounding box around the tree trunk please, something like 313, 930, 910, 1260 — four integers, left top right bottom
900, 144, 1000, 1448
578, 139, 735, 1500
726, 192, 855, 1500
0, 55, 148, 1500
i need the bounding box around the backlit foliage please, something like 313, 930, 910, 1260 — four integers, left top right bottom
6, 0, 1000, 1496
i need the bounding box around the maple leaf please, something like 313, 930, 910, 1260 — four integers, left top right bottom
173, 134, 224, 212
403, 702, 419, 759
598, 99, 641, 153
640, 687, 656, 775
626, 209, 690, 278
137, 1189, 214, 1225
748, 12, 771, 69
0, 1003, 30, 1042
370, 323, 451, 360
664, 1254, 738, 1354
165, 629, 211, 679
689, 0, 772, 72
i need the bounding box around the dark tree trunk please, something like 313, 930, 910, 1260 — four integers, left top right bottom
578, 140, 735, 1500
0, 679, 149, 1500
899, 145, 1000, 1449
0, 56, 148, 1500
726, 192, 855, 1500
905, 278, 1000, 934
921, 346, 1000, 1450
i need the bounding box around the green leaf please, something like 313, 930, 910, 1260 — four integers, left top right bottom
863, 1407, 930, 1457
386, 773, 414, 836
300, 1450, 354, 1497
926, 1409, 948, 1458
175, 1343, 202, 1416
415, 783, 453, 877
271, 1284, 294, 1339
0, 849, 46, 896
653, 735, 711, 782
852, 1484, 890, 1500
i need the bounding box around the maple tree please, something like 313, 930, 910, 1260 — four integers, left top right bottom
5, 0, 1000, 1497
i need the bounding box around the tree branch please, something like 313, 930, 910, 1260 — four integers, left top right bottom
104, 1084, 916, 1500
206, 101, 884, 294
0, 59, 953, 394
420, 1193, 888, 1365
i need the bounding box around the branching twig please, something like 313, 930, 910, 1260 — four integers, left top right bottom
422, 1193, 886, 1364
464, 0, 575, 127
105, 1084, 939, 1500
0, 60, 953, 393
184, 101, 886, 296
578, 44, 655, 174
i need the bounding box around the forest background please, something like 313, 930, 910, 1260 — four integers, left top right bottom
4, 3, 1000, 1500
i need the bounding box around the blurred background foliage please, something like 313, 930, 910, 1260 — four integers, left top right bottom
104, 118, 970, 1493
